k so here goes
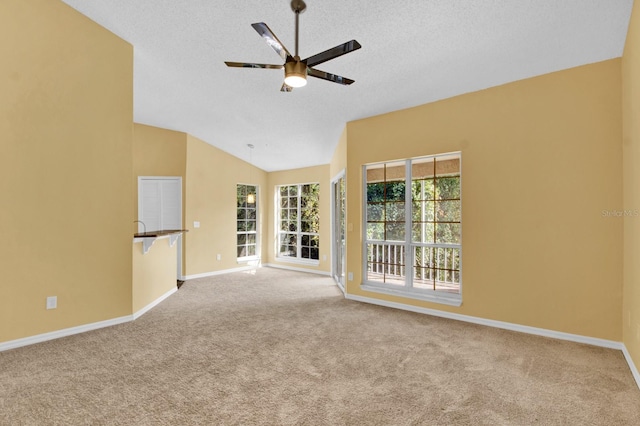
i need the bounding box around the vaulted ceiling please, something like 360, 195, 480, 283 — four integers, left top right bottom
61, 0, 634, 171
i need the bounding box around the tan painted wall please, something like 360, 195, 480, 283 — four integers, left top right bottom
623, 0, 640, 371
132, 123, 187, 275
132, 123, 187, 222
346, 60, 623, 340
132, 238, 177, 313
330, 127, 348, 179
0, 0, 134, 342
266, 165, 331, 273
184, 135, 267, 276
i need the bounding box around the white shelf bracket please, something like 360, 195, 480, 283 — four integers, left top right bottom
142, 237, 157, 254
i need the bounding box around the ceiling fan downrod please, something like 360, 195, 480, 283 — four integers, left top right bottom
291, 0, 306, 58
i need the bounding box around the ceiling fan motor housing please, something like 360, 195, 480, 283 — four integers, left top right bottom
285, 58, 307, 80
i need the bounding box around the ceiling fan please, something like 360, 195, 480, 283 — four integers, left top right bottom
224, 0, 361, 92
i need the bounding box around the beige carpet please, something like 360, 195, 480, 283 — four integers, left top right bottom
1, 268, 639, 425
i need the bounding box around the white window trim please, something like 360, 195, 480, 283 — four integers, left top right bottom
330, 169, 347, 291
361, 152, 462, 306
274, 256, 320, 266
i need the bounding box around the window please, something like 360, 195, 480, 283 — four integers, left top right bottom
277, 183, 320, 262
237, 184, 258, 260
363, 153, 461, 305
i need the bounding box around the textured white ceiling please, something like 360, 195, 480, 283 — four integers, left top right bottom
61, 0, 633, 171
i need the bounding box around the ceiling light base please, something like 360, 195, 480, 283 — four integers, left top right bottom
291, 0, 306, 14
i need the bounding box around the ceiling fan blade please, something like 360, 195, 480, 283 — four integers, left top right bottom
280, 83, 293, 92
225, 61, 283, 69
303, 40, 361, 68
307, 68, 355, 85
251, 22, 292, 61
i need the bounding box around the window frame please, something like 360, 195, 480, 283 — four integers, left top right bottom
361, 153, 462, 306
236, 183, 259, 262
276, 182, 320, 265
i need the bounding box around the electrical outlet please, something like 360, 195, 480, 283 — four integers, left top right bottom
216, 254, 221, 261
46, 296, 57, 310
348, 272, 353, 281
193, 221, 200, 228
322, 255, 327, 261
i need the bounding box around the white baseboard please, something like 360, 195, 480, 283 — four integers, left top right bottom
181, 265, 256, 280
345, 293, 640, 390
0, 315, 133, 352
622, 345, 640, 390
345, 293, 622, 348
263, 263, 331, 276
133, 287, 177, 320
1, 287, 180, 352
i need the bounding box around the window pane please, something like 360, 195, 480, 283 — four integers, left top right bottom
289, 185, 298, 196
385, 202, 405, 222
247, 234, 256, 244
247, 208, 256, 220
435, 200, 461, 222
237, 246, 246, 257
367, 203, 385, 221
302, 235, 309, 246
412, 158, 435, 180
237, 208, 246, 220
412, 201, 435, 222
367, 223, 384, 240
367, 183, 386, 202
310, 247, 319, 260
301, 247, 310, 259
247, 245, 256, 256
309, 235, 319, 247
385, 181, 405, 202
412, 179, 434, 201
435, 223, 461, 244
237, 234, 246, 245
246, 221, 256, 232
435, 177, 460, 200
386, 222, 405, 241
412, 222, 434, 243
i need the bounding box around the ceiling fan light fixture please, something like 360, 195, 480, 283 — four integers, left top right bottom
284, 60, 307, 88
